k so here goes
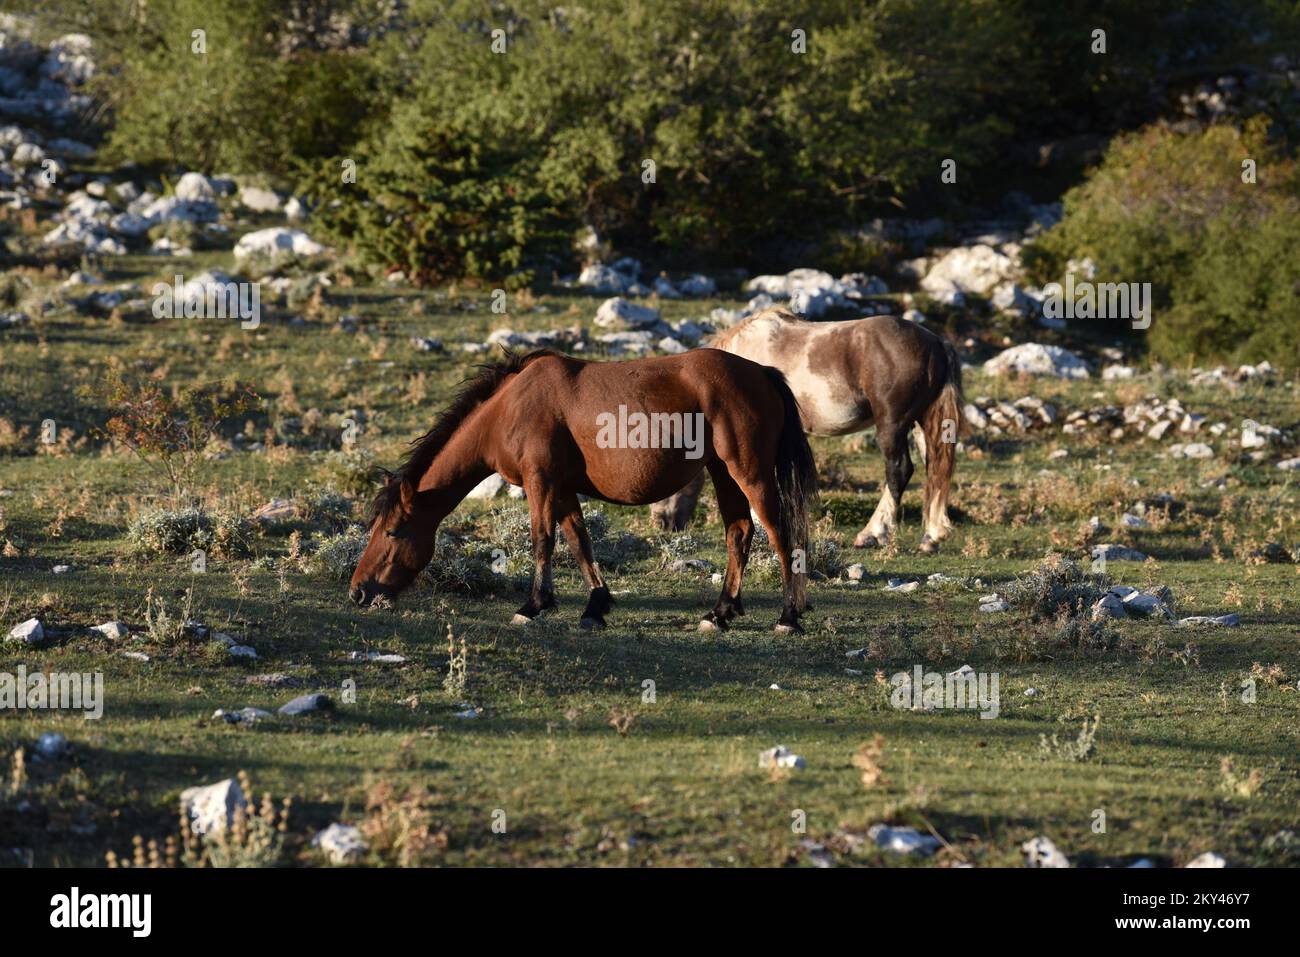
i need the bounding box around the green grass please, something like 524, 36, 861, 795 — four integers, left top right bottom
1, 232, 1299, 867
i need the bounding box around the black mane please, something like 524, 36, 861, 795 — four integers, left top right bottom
367, 348, 560, 524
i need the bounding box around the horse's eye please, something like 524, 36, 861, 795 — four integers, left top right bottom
385, 528, 400, 539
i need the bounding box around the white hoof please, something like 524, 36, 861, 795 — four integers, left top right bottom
698, 618, 719, 633
773, 623, 795, 635
510, 613, 532, 626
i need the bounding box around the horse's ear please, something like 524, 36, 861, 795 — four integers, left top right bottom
399, 477, 416, 514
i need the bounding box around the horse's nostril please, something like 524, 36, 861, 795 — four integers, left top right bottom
350, 586, 366, 606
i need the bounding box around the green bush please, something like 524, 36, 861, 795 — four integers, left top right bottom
127, 506, 253, 558
82, 0, 380, 175
1025, 120, 1300, 367
296, 0, 1069, 281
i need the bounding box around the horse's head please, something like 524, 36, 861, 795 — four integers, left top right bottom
350, 475, 440, 606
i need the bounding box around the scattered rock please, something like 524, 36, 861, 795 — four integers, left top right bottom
1091, 543, 1147, 562
213, 707, 272, 725
593, 296, 663, 332
884, 578, 919, 593
6, 618, 43, 644
758, 745, 806, 770
35, 732, 68, 759
252, 498, 296, 523
347, 651, 407, 664
239, 185, 282, 212
1185, 852, 1227, 868
173, 172, 216, 202
91, 621, 129, 640
669, 558, 710, 573
180, 778, 246, 835
846, 563, 866, 582
313, 823, 366, 864
1118, 589, 1171, 619
1091, 593, 1127, 620
1172, 442, 1214, 460
920, 244, 1017, 301
1022, 835, 1070, 868
868, 824, 943, 856
1177, 614, 1240, 628
577, 262, 635, 295
984, 343, 1090, 380
244, 673, 302, 688
978, 595, 1008, 613
466, 472, 508, 499
278, 693, 332, 716
233, 227, 325, 261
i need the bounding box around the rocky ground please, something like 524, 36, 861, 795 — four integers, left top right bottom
2, 19, 1299, 868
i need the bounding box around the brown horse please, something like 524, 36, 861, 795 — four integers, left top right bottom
652, 308, 964, 553
350, 348, 817, 633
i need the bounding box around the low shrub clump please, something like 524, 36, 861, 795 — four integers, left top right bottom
127, 506, 254, 558
1002, 554, 1108, 621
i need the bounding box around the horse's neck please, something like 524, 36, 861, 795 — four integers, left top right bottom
415, 423, 494, 512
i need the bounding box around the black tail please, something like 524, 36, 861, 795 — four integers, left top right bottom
942, 340, 965, 419
761, 366, 818, 608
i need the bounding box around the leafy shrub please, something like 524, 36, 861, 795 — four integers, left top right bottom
1024, 120, 1300, 367
296, 0, 1099, 280
94, 371, 258, 504
321, 446, 377, 498
128, 506, 253, 558
1002, 554, 1108, 621
87, 0, 381, 175
296, 485, 354, 527
307, 524, 368, 580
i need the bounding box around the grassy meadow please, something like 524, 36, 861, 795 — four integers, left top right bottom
1, 243, 1298, 868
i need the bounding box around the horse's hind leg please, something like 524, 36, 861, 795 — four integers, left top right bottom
734, 476, 805, 634
918, 416, 956, 555
855, 424, 914, 549
698, 463, 753, 633
556, 495, 614, 629
512, 475, 559, 624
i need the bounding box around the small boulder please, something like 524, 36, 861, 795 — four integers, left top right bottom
984, 343, 1090, 380
6, 618, 43, 644
1022, 835, 1070, 868
758, 745, 806, 770
278, 693, 333, 716
313, 823, 367, 864
593, 297, 663, 332
239, 185, 282, 212
868, 824, 943, 856
180, 778, 247, 835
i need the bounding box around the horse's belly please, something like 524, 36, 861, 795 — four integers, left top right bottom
580, 447, 706, 505
797, 390, 869, 436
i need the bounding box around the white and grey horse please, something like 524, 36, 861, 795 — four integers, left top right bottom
652, 308, 964, 553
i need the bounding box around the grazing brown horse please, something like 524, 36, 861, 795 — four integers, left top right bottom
350, 348, 817, 633
652, 308, 964, 553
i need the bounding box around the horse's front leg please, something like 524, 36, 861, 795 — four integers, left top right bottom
512, 476, 559, 624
